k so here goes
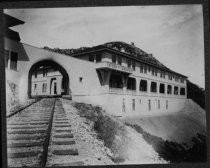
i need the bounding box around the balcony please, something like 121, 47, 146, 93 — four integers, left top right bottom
95, 61, 133, 74
109, 87, 124, 94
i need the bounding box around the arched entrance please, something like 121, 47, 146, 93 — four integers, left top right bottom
28, 60, 69, 97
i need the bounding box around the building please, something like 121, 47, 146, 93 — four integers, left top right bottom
4, 13, 188, 117
31, 66, 63, 96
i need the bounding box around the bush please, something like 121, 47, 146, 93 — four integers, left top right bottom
73, 102, 127, 162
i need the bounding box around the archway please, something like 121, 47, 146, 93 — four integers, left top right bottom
28, 60, 69, 98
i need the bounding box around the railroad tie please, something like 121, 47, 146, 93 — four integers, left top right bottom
53, 140, 76, 145
52, 149, 78, 155
8, 151, 41, 158
8, 141, 43, 148
50, 161, 85, 167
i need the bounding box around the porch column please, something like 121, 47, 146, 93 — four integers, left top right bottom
122, 74, 128, 94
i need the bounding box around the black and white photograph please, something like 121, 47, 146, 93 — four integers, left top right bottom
2, 2, 207, 167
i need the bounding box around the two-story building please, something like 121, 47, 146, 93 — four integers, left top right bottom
69, 41, 187, 116
4, 13, 188, 117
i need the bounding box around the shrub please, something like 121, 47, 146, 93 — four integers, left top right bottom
73, 102, 127, 162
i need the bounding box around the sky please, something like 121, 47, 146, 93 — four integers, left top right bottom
4, 5, 205, 88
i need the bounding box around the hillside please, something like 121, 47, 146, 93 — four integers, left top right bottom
187, 80, 205, 109
123, 99, 206, 162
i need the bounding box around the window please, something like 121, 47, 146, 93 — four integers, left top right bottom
144, 65, 147, 73
132, 99, 135, 111
127, 59, 131, 68
155, 69, 157, 76
175, 76, 179, 82
140, 63, 144, 73
139, 99, 141, 104
180, 78, 184, 83
139, 80, 147, 92
42, 83, 47, 93
180, 88, 185, 95
112, 55, 117, 63
152, 68, 154, 76
151, 82, 157, 93
168, 74, 172, 80
132, 60, 136, 70
160, 71, 165, 78
117, 56, 122, 65
96, 53, 102, 62
159, 83, 165, 94
34, 84, 37, 91
10, 51, 18, 70
127, 77, 136, 90
89, 55, 95, 62
43, 70, 47, 77
4, 50, 9, 68
174, 86, 179, 95
167, 85, 172, 94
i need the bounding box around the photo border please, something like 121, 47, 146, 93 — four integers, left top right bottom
0, 0, 209, 168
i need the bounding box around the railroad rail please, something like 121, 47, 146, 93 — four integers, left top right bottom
7, 98, 84, 167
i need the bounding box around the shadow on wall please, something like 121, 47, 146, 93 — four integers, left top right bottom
6, 80, 20, 113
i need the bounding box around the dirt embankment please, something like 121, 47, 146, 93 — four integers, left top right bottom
65, 100, 166, 164
62, 98, 206, 164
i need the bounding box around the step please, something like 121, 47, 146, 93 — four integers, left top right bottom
52, 149, 78, 155
8, 151, 41, 158
54, 134, 73, 138
8, 141, 43, 148
53, 140, 75, 145
51, 161, 84, 167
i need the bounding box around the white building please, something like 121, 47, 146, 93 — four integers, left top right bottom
31, 66, 63, 96
4, 14, 188, 117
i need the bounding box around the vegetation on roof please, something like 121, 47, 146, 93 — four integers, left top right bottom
43, 41, 168, 69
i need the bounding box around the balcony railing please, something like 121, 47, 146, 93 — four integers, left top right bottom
96, 61, 133, 73
109, 87, 124, 94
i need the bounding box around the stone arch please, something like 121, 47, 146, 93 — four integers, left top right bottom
28, 60, 70, 97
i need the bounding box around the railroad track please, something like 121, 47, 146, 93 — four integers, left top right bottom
7, 98, 84, 167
